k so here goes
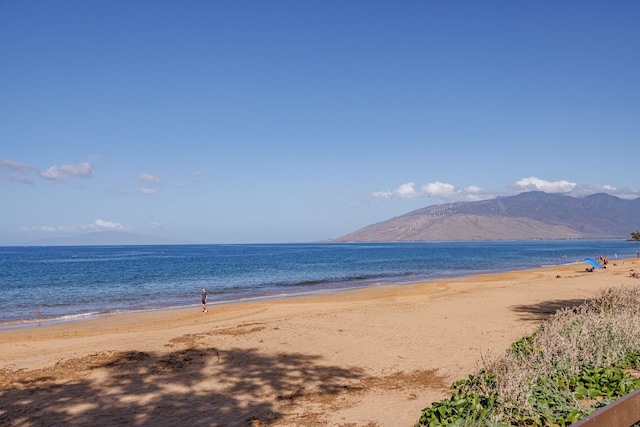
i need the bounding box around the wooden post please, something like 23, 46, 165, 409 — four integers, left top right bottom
572, 388, 640, 427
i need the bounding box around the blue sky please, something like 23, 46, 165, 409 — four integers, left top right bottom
1, 1, 639, 244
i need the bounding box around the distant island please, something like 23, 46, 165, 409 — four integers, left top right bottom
333, 191, 640, 242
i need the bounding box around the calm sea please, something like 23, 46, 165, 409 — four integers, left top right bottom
1, 240, 638, 327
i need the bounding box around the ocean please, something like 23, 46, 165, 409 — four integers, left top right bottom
1, 240, 638, 327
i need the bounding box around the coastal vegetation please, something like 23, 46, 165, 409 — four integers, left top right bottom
631, 231, 640, 241
416, 285, 640, 426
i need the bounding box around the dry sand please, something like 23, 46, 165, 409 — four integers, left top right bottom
2, 258, 639, 426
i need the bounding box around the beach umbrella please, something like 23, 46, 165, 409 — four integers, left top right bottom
584, 258, 602, 269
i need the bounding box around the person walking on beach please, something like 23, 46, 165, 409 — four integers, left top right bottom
201, 287, 208, 313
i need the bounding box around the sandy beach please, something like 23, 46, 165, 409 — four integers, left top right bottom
2, 258, 639, 426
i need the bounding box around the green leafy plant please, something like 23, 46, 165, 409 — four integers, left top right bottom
418, 374, 499, 426
416, 286, 640, 426
509, 334, 538, 359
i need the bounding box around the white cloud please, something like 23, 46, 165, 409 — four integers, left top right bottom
371, 190, 393, 199
373, 181, 494, 203
91, 219, 128, 231
40, 162, 93, 181
566, 183, 640, 200
507, 177, 640, 199
138, 187, 156, 196
372, 182, 418, 199
510, 177, 576, 193
0, 159, 29, 169
421, 181, 456, 198
2, 158, 95, 184
138, 173, 162, 185
21, 219, 130, 234
609, 189, 640, 200
372, 182, 415, 199
373, 176, 640, 205
0, 158, 35, 184
394, 182, 417, 198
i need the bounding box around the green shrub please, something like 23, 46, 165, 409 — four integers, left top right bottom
416, 286, 640, 426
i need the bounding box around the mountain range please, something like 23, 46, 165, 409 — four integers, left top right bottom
333, 192, 640, 242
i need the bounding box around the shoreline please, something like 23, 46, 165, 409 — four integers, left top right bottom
0, 259, 592, 330
2, 258, 639, 426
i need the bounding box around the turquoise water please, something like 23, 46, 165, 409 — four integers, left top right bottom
0, 240, 637, 326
